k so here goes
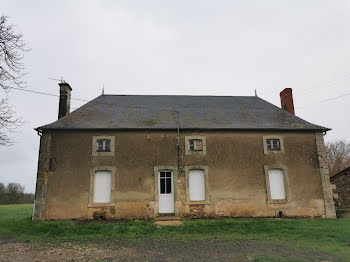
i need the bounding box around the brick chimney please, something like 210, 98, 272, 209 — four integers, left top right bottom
280, 88, 295, 115
58, 82, 72, 119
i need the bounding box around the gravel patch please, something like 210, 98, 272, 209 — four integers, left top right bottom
0, 239, 336, 262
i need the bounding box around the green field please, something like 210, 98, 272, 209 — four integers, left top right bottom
0, 204, 33, 221
0, 204, 350, 261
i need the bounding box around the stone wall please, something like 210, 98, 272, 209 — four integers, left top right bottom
331, 167, 350, 210
33, 130, 334, 220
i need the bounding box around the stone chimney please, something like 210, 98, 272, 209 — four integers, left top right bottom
58, 82, 72, 119
280, 88, 295, 115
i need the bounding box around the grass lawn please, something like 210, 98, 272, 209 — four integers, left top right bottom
0, 204, 350, 261
0, 204, 33, 221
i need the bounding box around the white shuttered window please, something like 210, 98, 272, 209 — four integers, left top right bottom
268, 169, 286, 200
189, 170, 205, 201
94, 171, 112, 203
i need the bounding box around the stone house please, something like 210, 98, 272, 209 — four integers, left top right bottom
330, 167, 350, 218
33, 83, 336, 220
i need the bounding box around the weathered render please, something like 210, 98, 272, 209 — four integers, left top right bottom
33, 84, 336, 220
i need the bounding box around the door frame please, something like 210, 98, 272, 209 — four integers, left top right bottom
158, 170, 174, 214
153, 166, 178, 216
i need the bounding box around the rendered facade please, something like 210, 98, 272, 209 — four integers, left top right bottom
33, 83, 336, 220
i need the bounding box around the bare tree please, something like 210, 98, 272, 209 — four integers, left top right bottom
6, 182, 24, 203
325, 139, 350, 176
0, 96, 21, 145
0, 15, 28, 145
0, 182, 33, 204
0, 182, 5, 196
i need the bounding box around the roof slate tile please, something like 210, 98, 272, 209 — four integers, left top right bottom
38, 95, 329, 131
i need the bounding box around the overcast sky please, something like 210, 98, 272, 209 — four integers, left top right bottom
1, 0, 350, 193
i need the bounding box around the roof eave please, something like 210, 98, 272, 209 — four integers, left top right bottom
35, 127, 331, 132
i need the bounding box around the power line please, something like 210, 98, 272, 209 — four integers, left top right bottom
5, 86, 179, 113
7, 86, 89, 102
319, 92, 350, 103
7, 85, 350, 111
297, 91, 350, 109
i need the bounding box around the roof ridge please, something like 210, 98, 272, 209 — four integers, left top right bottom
101, 94, 257, 98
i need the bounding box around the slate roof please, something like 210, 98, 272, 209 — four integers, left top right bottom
37, 95, 329, 131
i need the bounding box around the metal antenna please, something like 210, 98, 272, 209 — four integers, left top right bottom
102, 83, 104, 95
49, 76, 66, 83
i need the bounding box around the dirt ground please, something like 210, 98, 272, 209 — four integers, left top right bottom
0, 239, 336, 262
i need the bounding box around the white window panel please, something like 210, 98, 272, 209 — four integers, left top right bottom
94, 171, 112, 203
189, 170, 205, 201
268, 169, 286, 200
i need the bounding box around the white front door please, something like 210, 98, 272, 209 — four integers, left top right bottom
158, 170, 174, 214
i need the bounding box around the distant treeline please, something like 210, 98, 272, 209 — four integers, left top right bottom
0, 182, 34, 204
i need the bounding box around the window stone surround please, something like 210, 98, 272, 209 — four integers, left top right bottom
92, 136, 115, 156
264, 164, 290, 205
88, 166, 116, 208
185, 165, 210, 205
185, 136, 206, 155
263, 135, 285, 155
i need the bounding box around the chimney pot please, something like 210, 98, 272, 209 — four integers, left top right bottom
58, 82, 72, 119
280, 88, 295, 115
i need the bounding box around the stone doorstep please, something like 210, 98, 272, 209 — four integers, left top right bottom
155, 216, 181, 221
154, 216, 184, 226
154, 220, 184, 227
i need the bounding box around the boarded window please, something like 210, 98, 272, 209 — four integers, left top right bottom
268, 169, 286, 200
189, 170, 205, 201
266, 139, 281, 151
189, 139, 203, 151
94, 171, 112, 203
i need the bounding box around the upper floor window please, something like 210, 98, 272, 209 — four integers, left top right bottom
92, 136, 115, 156
189, 139, 203, 151
97, 139, 111, 152
263, 136, 284, 155
266, 139, 280, 151
185, 136, 206, 155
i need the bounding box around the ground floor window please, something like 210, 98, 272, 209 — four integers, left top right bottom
189, 170, 205, 201
268, 169, 286, 200
94, 170, 112, 203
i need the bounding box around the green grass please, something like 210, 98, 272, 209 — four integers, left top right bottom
0, 204, 33, 221
0, 204, 350, 260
